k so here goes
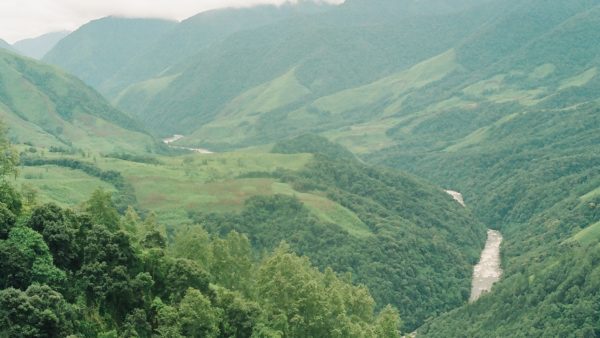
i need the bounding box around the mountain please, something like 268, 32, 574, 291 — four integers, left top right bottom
42, 1, 498, 138
0, 49, 157, 153
0, 39, 16, 53
43, 17, 177, 87
17, 134, 487, 331
12, 31, 70, 59
12, 0, 600, 335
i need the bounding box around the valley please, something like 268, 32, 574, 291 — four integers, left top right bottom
0, 0, 599, 336
469, 230, 503, 303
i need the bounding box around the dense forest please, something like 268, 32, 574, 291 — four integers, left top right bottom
192, 136, 486, 330
0, 129, 403, 337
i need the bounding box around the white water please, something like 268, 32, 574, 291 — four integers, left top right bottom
445, 190, 466, 207
443, 190, 503, 302
162, 135, 213, 154
470, 229, 503, 302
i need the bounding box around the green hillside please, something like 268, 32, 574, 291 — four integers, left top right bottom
3, 0, 600, 335
16, 136, 487, 331
0, 49, 157, 153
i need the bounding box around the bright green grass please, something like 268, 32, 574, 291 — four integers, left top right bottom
17, 150, 373, 237
580, 186, 600, 201
94, 152, 312, 224
15, 165, 115, 207
313, 49, 458, 114
463, 73, 546, 106
114, 74, 181, 106
183, 69, 310, 146
324, 118, 399, 154
570, 221, 600, 246
272, 182, 372, 237
529, 63, 556, 80
559, 67, 597, 90
444, 112, 521, 152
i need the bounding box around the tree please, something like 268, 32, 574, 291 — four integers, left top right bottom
0, 284, 76, 337
375, 305, 402, 338
0, 122, 19, 179
28, 203, 68, 234
0, 181, 22, 215
213, 286, 262, 338
211, 231, 254, 296
85, 189, 120, 230
21, 183, 38, 206
169, 225, 213, 269
152, 298, 183, 338
4, 226, 65, 288
0, 202, 16, 239
122, 308, 152, 338
121, 206, 141, 236
178, 288, 221, 338
165, 258, 211, 303
140, 212, 166, 249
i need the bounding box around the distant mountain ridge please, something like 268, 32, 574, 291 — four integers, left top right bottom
13, 31, 70, 59
0, 39, 16, 53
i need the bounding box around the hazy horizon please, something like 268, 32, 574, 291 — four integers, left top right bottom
0, 0, 344, 43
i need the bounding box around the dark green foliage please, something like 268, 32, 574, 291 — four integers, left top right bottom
272, 134, 357, 161
0, 181, 22, 215
420, 241, 600, 337
195, 153, 486, 330
165, 259, 211, 303
0, 284, 76, 337
0, 185, 404, 336
104, 152, 162, 165
0, 203, 16, 240
0, 226, 65, 290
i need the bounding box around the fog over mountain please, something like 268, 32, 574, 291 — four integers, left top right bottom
0, 0, 344, 42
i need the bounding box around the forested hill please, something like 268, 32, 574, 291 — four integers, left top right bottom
0, 49, 158, 154
0, 127, 487, 335
192, 136, 487, 330
0, 133, 401, 336
43, 0, 499, 140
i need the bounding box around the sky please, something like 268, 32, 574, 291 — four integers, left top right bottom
0, 0, 344, 43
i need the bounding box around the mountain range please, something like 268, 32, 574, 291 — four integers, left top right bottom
0, 0, 599, 335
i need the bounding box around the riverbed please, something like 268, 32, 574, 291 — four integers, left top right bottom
163, 135, 213, 154
470, 229, 503, 302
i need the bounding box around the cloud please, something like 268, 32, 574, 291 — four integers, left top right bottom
0, 0, 344, 43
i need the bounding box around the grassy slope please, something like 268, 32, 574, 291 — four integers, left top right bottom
0, 49, 157, 154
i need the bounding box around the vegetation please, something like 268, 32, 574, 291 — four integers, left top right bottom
188, 136, 486, 330
4, 0, 600, 335
0, 126, 407, 337
0, 48, 157, 154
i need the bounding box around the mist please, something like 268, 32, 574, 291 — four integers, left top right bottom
0, 0, 344, 43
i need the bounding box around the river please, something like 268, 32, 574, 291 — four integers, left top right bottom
444, 190, 503, 302
470, 229, 503, 302
163, 134, 213, 154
